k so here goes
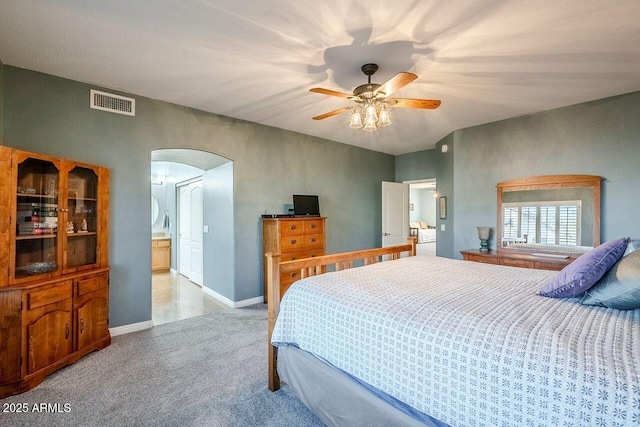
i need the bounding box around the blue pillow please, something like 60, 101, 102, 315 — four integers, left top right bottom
538, 237, 630, 298
580, 249, 640, 309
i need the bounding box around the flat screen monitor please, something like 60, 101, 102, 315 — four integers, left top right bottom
293, 195, 320, 216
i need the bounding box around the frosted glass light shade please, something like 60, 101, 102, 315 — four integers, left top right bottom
378, 104, 391, 127
349, 109, 363, 129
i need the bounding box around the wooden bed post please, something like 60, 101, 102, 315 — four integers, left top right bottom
408, 236, 417, 256
266, 252, 281, 391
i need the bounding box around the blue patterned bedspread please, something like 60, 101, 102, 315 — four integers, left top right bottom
271, 256, 640, 427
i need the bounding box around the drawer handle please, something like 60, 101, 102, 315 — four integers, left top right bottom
290, 225, 297, 230
310, 238, 316, 243
79, 319, 85, 334
290, 239, 297, 244
291, 273, 297, 278
65, 324, 70, 340
310, 224, 316, 229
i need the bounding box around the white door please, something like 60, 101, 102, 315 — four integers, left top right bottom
178, 179, 204, 285
382, 181, 409, 247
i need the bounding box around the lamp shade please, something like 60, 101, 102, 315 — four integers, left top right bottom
477, 226, 491, 240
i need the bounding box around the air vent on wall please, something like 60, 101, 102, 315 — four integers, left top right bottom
90, 89, 135, 116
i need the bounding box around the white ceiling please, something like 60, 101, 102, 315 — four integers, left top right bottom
1, 0, 639, 155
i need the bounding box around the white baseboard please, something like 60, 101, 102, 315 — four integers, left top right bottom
202, 286, 264, 308
169, 267, 178, 274
109, 320, 154, 337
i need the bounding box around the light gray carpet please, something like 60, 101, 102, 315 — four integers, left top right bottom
0, 304, 324, 427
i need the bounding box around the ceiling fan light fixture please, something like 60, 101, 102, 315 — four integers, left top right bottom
378, 103, 391, 127
310, 63, 440, 133
365, 104, 378, 122
363, 121, 377, 132
349, 106, 363, 129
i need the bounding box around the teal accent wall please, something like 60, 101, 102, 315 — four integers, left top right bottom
452, 91, 640, 257
395, 148, 437, 182
2, 66, 394, 326
435, 136, 455, 258
203, 162, 234, 299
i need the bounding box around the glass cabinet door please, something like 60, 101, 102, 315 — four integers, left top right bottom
14, 157, 61, 280
64, 166, 99, 270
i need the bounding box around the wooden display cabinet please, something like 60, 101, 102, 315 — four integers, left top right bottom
0, 147, 110, 398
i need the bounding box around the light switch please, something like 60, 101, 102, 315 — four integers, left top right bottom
440, 224, 445, 231
203, 225, 209, 233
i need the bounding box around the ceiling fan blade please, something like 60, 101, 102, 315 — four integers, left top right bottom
374, 72, 417, 97
387, 98, 441, 109
310, 88, 353, 99
312, 106, 352, 120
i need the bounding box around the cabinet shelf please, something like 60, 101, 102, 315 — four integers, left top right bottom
17, 193, 58, 199
16, 234, 57, 240
67, 232, 97, 237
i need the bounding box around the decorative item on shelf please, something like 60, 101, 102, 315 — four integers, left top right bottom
24, 261, 57, 275
67, 221, 75, 234
477, 226, 491, 253
80, 218, 88, 233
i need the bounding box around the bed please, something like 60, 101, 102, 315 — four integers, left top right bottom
410, 221, 437, 243
266, 241, 640, 426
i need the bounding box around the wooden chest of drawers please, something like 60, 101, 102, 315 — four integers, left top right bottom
262, 217, 326, 301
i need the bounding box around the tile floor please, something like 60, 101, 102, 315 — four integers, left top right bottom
152, 272, 228, 325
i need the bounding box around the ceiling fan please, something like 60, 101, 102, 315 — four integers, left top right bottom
310, 63, 441, 131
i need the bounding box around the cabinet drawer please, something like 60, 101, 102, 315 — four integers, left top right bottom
76, 274, 108, 297
500, 258, 534, 268
28, 282, 72, 310
154, 239, 170, 248
280, 235, 305, 252
466, 254, 499, 264
281, 249, 324, 262
303, 220, 324, 235
534, 261, 566, 271
280, 221, 303, 236
304, 233, 324, 249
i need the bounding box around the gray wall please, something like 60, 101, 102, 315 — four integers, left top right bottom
395, 148, 437, 182
2, 66, 394, 327
203, 162, 234, 299
452, 91, 640, 257
435, 136, 455, 257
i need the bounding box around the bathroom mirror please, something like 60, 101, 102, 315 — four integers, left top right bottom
152, 195, 160, 225
497, 175, 601, 251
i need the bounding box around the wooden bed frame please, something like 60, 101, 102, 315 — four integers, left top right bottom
266, 238, 417, 391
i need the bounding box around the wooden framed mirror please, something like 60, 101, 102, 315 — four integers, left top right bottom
497, 175, 602, 251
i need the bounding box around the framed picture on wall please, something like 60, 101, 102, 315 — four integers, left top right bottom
439, 197, 447, 219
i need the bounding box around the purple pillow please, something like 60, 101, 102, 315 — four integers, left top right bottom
538, 237, 630, 298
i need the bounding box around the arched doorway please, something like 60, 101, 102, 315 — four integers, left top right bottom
151, 149, 233, 325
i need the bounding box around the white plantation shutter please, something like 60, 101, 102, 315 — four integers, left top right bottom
539, 206, 556, 244
558, 205, 579, 245
503, 201, 581, 246
520, 206, 537, 243
503, 207, 519, 239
